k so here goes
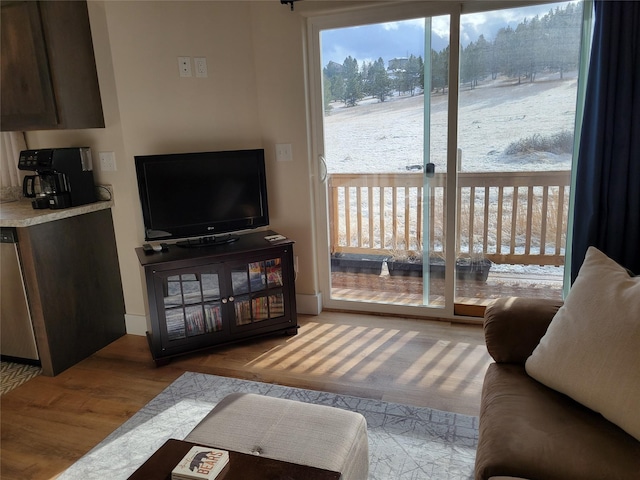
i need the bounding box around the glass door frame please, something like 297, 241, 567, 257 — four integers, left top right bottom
305, 0, 567, 321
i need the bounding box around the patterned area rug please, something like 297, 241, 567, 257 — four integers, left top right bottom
58, 372, 478, 479
0, 361, 42, 395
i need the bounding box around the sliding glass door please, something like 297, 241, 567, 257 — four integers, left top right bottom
455, 3, 583, 311
307, 1, 587, 318
315, 12, 451, 312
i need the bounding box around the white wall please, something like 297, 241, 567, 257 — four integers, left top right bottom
26, 1, 321, 333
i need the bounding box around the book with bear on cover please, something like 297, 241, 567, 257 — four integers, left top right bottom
171, 445, 229, 480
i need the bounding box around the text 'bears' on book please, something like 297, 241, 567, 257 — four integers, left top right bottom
171, 445, 230, 480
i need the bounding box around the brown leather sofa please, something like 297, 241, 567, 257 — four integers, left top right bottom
474, 297, 640, 480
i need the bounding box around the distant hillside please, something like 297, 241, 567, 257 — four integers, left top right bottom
324, 72, 578, 174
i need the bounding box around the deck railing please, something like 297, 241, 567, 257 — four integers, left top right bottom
328, 170, 571, 266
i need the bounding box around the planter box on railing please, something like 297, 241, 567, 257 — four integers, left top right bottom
456, 258, 492, 282
331, 253, 387, 275
387, 260, 428, 277
387, 257, 492, 282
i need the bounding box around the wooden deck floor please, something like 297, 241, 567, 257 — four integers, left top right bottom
331, 267, 563, 312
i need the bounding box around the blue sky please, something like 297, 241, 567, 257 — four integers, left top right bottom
321, 2, 572, 66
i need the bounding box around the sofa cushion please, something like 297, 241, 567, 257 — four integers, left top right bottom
475, 364, 640, 480
484, 297, 562, 364
525, 246, 640, 441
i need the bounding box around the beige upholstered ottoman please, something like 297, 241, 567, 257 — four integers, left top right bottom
185, 392, 369, 480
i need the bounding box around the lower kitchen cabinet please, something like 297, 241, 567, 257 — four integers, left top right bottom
17, 208, 126, 375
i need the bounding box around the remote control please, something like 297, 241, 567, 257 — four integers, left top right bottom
143, 243, 154, 255
265, 234, 286, 242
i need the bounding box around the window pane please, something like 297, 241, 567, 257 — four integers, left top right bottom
457, 1, 583, 302
321, 16, 450, 308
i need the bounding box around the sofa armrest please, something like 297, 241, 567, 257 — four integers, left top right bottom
484, 297, 562, 364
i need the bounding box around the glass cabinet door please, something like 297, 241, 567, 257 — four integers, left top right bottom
161, 270, 224, 341
230, 257, 286, 327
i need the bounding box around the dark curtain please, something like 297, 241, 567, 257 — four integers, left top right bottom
571, 0, 640, 281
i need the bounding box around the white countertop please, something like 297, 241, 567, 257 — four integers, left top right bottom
0, 197, 114, 227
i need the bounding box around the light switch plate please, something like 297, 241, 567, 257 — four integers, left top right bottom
275, 143, 293, 162
99, 152, 116, 171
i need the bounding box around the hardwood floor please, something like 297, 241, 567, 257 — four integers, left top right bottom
0, 311, 492, 480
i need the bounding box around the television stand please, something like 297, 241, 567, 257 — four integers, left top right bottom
176, 234, 239, 248
135, 230, 298, 365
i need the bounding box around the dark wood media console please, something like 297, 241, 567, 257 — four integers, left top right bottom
136, 231, 298, 365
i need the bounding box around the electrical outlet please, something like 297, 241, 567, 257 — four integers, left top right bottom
99, 151, 116, 171
178, 56, 192, 77
194, 57, 207, 78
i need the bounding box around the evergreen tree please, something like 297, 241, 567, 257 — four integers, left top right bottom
547, 3, 581, 79
461, 41, 483, 88
370, 57, 393, 102
521, 15, 542, 82
491, 2, 582, 83
332, 76, 345, 104
431, 46, 448, 94
362, 60, 373, 97
320, 1, 582, 105
495, 26, 518, 81
475, 35, 491, 82
342, 56, 362, 107
404, 55, 423, 96
323, 61, 344, 103
322, 71, 333, 115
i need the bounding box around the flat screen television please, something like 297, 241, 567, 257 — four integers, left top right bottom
135, 149, 269, 246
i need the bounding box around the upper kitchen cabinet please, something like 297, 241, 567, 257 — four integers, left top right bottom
1, 1, 104, 131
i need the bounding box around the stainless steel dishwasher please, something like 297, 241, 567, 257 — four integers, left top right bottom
0, 227, 39, 361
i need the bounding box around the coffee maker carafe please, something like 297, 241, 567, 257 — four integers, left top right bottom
19, 148, 97, 210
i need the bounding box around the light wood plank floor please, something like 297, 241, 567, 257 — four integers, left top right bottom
0, 311, 492, 480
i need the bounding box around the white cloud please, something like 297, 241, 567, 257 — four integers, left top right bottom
321, 2, 574, 63
431, 16, 450, 40
384, 17, 427, 31
461, 2, 570, 44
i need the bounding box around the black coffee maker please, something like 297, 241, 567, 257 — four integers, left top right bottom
19, 148, 97, 210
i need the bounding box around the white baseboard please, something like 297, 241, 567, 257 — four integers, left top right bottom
296, 292, 322, 315
125, 313, 147, 336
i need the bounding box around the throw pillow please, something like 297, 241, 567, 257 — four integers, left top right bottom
525, 246, 640, 441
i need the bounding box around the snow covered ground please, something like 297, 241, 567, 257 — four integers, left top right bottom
324, 72, 577, 174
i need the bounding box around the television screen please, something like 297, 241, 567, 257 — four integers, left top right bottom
135, 149, 269, 243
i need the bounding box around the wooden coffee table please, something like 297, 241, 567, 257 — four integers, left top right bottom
127, 439, 341, 480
